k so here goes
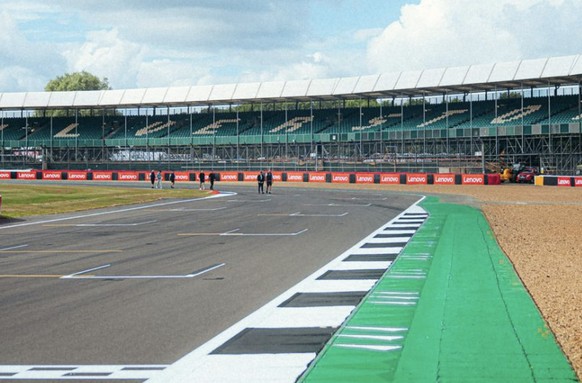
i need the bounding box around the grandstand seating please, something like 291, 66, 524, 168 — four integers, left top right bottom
1, 95, 580, 146
0, 118, 29, 140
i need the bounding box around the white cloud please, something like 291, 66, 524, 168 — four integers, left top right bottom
62, 29, 145, 89
0, 10, 66, 91
1, 1, 581, 94
367, 0, 582, 73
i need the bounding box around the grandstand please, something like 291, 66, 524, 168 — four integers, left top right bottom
0, 54, 581, 174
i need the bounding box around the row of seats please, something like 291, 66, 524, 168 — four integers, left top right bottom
1, 96, 580, 140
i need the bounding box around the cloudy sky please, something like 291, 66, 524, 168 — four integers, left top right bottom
1, 0, 581, 93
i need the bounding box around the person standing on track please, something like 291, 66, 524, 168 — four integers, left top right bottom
266, 169, 273, 194
209, 171, 215, 190
156, 170, 163, 189
150, 170, 155, 188
257, 170, 265, 194
169, 171, 175, 189
199, 171, 206, 190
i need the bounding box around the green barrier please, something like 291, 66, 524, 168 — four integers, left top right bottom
299, 197, 576, 383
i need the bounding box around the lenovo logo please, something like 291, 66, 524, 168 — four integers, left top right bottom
575, 178, 582, 187
68, 173, 87, 180
93, 174, 112, 180
43, 173, 61, 179
407, 176, 427, 183
288, 175, 303, 181
333, 175, 349, 182
557, 177, 571, 186
310, 175, 325, 182
463, 176, 484, 184
0, 172, 10, 179
17, 172, 36, 179
357, 176, 373, 183
381, 175, 400, 184
435, 176, 454, 183
221, 174, 238, 181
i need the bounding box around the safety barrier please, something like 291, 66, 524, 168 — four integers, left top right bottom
535, 175, 582, 187
0, 170, 506, 185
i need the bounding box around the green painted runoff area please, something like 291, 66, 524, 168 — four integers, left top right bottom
299, 197, 577, 383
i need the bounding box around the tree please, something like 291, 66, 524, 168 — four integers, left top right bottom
45, 71, 110, 92
38, 71, 111, 117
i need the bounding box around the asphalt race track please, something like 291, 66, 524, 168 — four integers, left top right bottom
0, 184, 419, 379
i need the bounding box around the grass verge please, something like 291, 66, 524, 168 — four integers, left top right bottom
0, 183, 208, 219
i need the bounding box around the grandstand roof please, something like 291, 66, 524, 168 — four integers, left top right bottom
1, 54, 581, 110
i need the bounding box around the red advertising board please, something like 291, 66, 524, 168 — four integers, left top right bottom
574, 177, 582, 187
271, 172, 283, 182
243, 172, 258, 182
92, 171, 113, 181
0, 171, 11, 180
308, 172, 327, 183
174, 172, 191, 182
406, 173, 427, 185
462, 174, 484, 185
219, 172, 238, 182
286, 172, 304, 182
331, 173, 350, 183
118, 171, 139, 181
356, 173, 375, 184
42, 171, 62, 180
434, 174, 456, 185
67, 171, 88, 180
17, 171, 36, 180
380, 173, 401, 184
557, 176, 571, 186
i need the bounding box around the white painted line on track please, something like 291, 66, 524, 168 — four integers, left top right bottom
304, 203, 372, 207
349, 247, 402, 255
0, 192, 236, 231
329, 261, 391, 270
227, 198, 271, 203
295, 280, 376, 293
345, 326, 408, 332
0, 244, 28, 251
222, 228, 308, 237
258, 212, 349, 217
0, 365, 168, 381
380, 229, 416, 235
366, 237, 411, 243
168, 207, 227, 212
180, 228, 309, 237
334, 344, 401, 352
74, 220, 157, 227
256, 306, 355, 328
62, 264, 111, 278
289, 212, 349, 217
180, 354, 315, 383
61, 263, 225, 280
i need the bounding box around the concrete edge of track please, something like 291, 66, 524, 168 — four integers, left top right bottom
298, 196, 578, 383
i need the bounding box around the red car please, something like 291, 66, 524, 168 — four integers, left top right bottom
516, 167, 538, 183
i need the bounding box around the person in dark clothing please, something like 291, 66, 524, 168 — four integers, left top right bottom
266, 170, 273, 194
169, 171, 175, 188
199, 171, 206, 190
209, 172, 215, 190
257, 171, 265, 194
150, 170, 155, 188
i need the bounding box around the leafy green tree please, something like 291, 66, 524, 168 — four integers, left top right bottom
37, 71, 111, 117
45, 71, 110, 92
